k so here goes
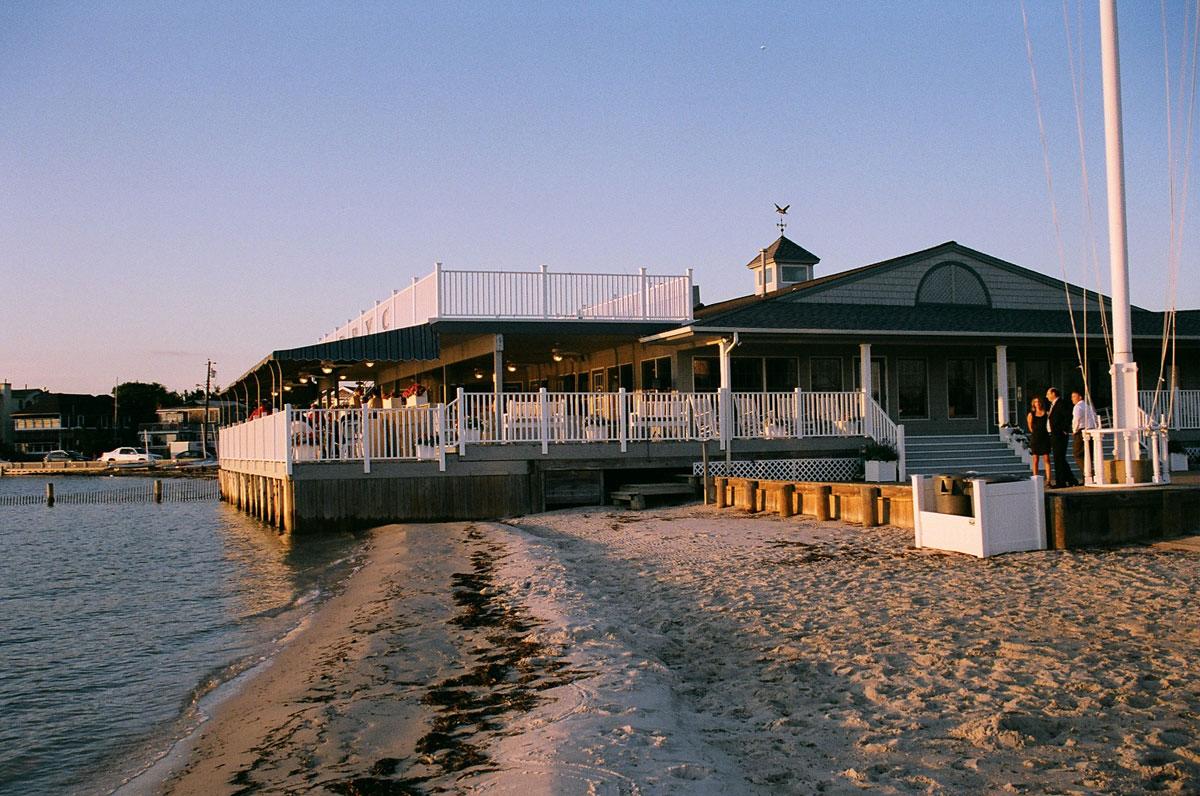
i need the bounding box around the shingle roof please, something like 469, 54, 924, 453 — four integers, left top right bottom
687, 301, 1200, 339
13, 393, 112, 417
743, 235, 820, 269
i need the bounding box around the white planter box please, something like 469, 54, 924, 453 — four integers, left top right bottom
865, 460, 898, 482
1170, 452, 1189, 472
415, 444, 438, 461
912, 475, 1046, 558
406, 394, 429, 407
584, 426, 607, 441
460, 428, 481, 444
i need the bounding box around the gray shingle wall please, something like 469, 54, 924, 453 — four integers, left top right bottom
795, 251, 1104, 312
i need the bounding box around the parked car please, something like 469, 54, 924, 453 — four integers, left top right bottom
174, 449, 215, 461
43, 450, 86, 462
99, 447, 162, 464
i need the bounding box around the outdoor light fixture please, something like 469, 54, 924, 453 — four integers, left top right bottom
365, 361, 375, 368
284, 385, 292, 392
321, 362, 334, 374
474, 368, 484, 380
506, 363, 517, 373
552, 351, 564, 362
298, 375, 309, 384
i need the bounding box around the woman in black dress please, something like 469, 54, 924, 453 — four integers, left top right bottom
1027, 396, 1052, 480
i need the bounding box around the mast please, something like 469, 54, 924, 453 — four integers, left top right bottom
1099, 0, 1140, 447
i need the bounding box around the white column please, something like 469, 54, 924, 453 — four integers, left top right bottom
996, 345, 1010, 432
718, 336, 735, 453
1100, 0, 1139, 458
494, 334, 504, 442
859, 343, 873, 439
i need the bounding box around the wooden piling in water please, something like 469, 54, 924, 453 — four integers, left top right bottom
154, 480, 163, 503
45, 483, 54, 507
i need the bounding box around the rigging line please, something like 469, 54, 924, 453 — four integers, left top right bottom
1064, 0, 1113, 364
1022, 0, 1089, 405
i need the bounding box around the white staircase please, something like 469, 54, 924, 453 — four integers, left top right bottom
904, 434, 1030, 477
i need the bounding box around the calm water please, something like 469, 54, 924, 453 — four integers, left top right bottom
0, 476, 366, 796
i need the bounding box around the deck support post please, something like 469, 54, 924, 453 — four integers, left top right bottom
618, 388, 628, 453
494, 334, 504, 443
815, 485, 832, 521
860, 343, 873, 440
861, 485, 880, 527
995, 345, 1010, 431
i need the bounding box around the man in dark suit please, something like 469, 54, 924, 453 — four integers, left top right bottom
1046, 387, 1078, 487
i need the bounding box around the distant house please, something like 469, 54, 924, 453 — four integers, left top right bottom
10, 393, 116, 456
142, 402, 231, 457
0, 383, 46, 449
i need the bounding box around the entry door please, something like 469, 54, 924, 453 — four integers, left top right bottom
987, 359, 1018, 430
1020, 360, 1052, 417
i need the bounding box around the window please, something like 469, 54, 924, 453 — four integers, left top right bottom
764, 266, 774, 285
591, 369, 605, 392
606, 366, 619, 392
641, 356, 673, 391
558, 375, 575, 392
781, 266, 808, 282
810, 357, 843, 392
765, 357, 799, 391
852, 357, 888, 410
946, 359, 977, 418
731, 357, 764, 392
897, 359, 928, 419
692, 356, 718, 391
915, 262, 990, 306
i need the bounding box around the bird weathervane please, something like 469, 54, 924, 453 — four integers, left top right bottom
774, 203, 789, 235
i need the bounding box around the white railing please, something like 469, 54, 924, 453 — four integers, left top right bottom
1139, 389, 1200, 429
220, 390, 898, 474
1081, 425, 1169, 486
322, 265, 694, 342
219, 411, 290, 465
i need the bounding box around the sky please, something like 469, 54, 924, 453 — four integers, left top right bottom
2, 1, 1198, 394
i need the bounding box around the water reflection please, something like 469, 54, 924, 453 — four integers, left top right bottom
0, 477, 365, 796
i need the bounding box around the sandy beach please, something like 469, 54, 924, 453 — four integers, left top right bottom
162, 505, 1200, 794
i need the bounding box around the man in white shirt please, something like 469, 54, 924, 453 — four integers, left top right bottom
1071, 389, 1098, 479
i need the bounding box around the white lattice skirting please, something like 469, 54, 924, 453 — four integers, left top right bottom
692, 458, 862, 482
1185, 446, 1200, 468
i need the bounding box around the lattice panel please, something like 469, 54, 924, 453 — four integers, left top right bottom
693, 457, 862, 482
1185, 446, 1200, 469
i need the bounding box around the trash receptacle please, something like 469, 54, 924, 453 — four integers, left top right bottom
935, 474, 972, 516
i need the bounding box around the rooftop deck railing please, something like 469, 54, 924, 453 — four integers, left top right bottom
219, 389, 901, 477
321, 265, 694, 342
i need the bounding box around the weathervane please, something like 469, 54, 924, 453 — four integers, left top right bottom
774, 203, 789, 235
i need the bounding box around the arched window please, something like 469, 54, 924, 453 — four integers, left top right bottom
915, 262, 991, 306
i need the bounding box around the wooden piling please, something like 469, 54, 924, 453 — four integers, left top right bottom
45, 482, 54, 507
715, 477, 728, 508
778, 483, 795, 518
154, 480, 163, 503
860, 486, 880, 527
814, 485, 831, 521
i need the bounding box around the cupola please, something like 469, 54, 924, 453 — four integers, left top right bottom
746, 235, 819, 294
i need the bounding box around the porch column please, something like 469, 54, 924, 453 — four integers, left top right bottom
859, 343, 873, 439
494, 334, 504, 440
996, 345, 1010, 433
718, 335, 736, 454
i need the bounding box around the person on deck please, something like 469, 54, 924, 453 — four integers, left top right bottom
248, 401, 268, 420
1046, 387, 1078, 488
1026, 396, 1052, 480
1071, 389, 1099, 481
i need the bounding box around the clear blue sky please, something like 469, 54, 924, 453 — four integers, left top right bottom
2, 1, 1196, 394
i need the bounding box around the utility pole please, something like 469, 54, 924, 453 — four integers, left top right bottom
113, 378, 120, 444
201, 360, 214, 455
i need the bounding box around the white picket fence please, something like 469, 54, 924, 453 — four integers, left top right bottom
219, 389, 903, 475
322, 265, 694, 342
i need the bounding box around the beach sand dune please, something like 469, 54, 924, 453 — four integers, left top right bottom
164, 506, 1200, 794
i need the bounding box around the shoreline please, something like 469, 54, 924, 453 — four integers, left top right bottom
152, 505, 1200, 793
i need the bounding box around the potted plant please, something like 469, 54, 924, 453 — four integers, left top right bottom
459, 415, 482, 444
862, 441, 899, 482
583, 414, 609, 441
1169, 438, 1190, 472
402, 383, 429, 407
